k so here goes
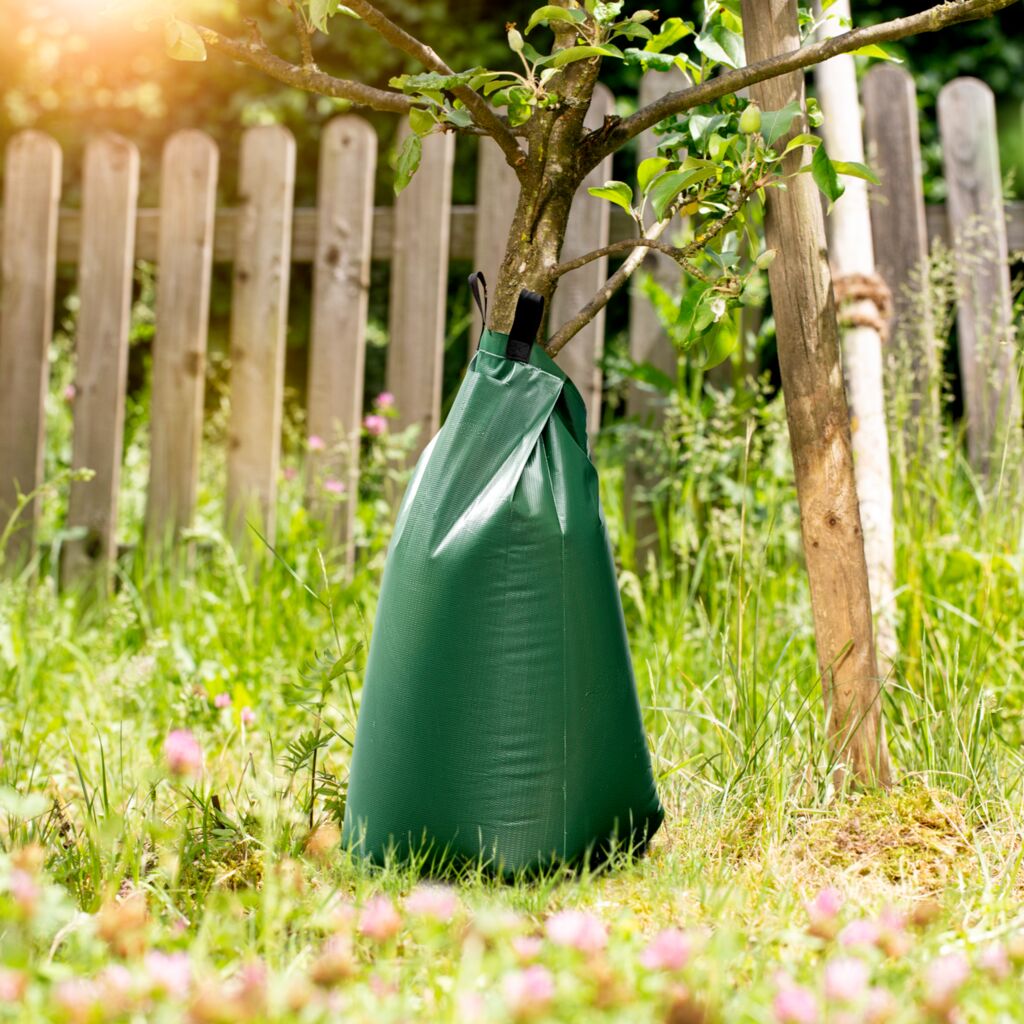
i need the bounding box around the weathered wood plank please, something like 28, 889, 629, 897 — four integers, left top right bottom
550, 83, 614, 435
0, 132, 62, 569
63, 134, 140, 586
145, 130, 219, 547
385, 126, 454, 456
306, 116, 376, 564
471, 137, 520, 343
225, 125, 296, 545
938, 77, 1019, 472
862, 63, 937, 429
628, 70, 686, 421
38, 200, 1024, 265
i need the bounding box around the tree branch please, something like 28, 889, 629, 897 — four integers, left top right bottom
549, 236, 693, 279
343, 0, 527, 177
288, 0, 316, 70
196, 25, 413, 112
547, 218, 676, 356
547, 182, 760, 354
579, 0, 1020, 173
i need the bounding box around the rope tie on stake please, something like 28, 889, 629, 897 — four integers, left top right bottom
832, 271, 894, 342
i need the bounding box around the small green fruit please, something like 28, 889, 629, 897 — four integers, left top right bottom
739, 103, 762, 134
507, 27, 525, 54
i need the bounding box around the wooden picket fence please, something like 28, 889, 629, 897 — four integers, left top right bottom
0, 70, 1021, 583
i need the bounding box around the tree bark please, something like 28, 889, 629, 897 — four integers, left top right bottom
741, 0, 893, 787
814, 0, 898, 675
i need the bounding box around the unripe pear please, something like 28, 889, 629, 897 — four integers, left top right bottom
739, 102, 762, 134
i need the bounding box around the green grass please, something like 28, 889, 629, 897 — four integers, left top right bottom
3, 270, 1024, 1020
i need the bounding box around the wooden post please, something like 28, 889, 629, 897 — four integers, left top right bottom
937, 78, 1019, 474
0, 132, 61, 569
741, 0, 892, 786
814, 0, 898, 672
862, 64, 937, 434
146, 130, 219, 547
386, 126, 455, 458
628, 70, 686, 417
625, 70, 687, 558
307, 115, 377, 565
225, 125, 296, 546
63, 134, 140, 587
550, 84, 614, 435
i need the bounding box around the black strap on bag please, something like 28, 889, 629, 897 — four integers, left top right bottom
468, 271, 488, 326
506, 289, 544, 363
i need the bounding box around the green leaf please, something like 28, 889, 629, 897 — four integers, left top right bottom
525, 5, 585, 33
638, 156, 670, 194
593, 1, 624, 24
760, 101, 801, 145
810, 143, 844, 207
588, 180, 634, 214
644, 16, 693, 54
408, 107, 435, 137
649, 166, 716, 220
508, 103, 533, 127
392, 133, 422, 195
390, 68, 485, 93
549, 43, 621, 68
695, 24, 744, 69
623, 48, 677, 72
443, 105, 473, 129
831, 160, 881, 186
688, 113, 729, 147
164, 17, 206, 62
676, 280, 713, 337
851, 43, 902, 63
780, 132, 821, 157
695, 326, 737, 370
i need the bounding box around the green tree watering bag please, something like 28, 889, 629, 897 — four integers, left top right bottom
342, 280, 663, 874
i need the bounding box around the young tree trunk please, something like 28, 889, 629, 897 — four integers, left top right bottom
487, 54, 603, 333
741, 0, 893, 787
814, 0, 898, 675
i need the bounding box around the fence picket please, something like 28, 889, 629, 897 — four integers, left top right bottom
146, 130, 219, 546
549, 84, 614, 435
386, 126, 455, 457
471, 137, 520, 342
862, 64, 937, 432
0, 132, 61, 569
307, 116, 377, 564
63, 134, 139, 586
937, 77, 1019, 472
225, 125, 296, 545
628, 71, 685, 420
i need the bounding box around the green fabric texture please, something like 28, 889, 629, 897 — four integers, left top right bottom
342, 327, 664, 874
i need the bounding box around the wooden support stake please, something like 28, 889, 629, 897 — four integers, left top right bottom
741, 0, 892, 786
815, 0, 898, 672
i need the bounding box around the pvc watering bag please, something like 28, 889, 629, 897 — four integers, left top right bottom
342, 278, 663, 874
